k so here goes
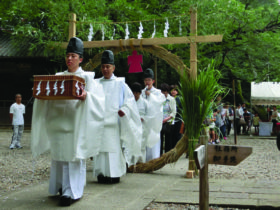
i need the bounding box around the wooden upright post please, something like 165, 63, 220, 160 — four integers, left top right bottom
199, 135, 209, 210
233, 80, 237, 145
154, 57, 158, 88
186, 7, 198, 178
68, 13, 76, 40
190, 8, 197, 80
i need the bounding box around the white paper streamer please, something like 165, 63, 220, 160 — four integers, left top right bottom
164, 18, 169, 38
36, 81, 42, 96
179, 19, 182, 36
101, 24, 105, 41
125, 23, 130, 40
111, 27, 115, 40
137, 22, 144, 39
151, 21, 156, 38
75, 81, 80, 96
88, 23, 94, 41
46, 81, 50, 96
53, 80, 58, 95
60, 80, 65, 95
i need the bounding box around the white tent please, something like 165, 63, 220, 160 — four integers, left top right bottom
251, 82, 280, 105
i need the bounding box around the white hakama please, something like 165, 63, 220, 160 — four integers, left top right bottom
49, 160, 86, 199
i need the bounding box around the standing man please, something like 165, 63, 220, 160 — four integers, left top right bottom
235, 104, 241, 135
160, 83, 176, 154
9, 94, 25, 149
239, 103, 246, 134
31, 37, 105, 206
141, 68, 165, 161
93, 50, 142, 183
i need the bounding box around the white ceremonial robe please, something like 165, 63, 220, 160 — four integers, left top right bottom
93, 74, 142, 178
31, 68, 105, 199
141, 87, 165, 161
136, 96, 149, 163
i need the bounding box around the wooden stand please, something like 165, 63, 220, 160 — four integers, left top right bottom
186, 170, 195, 178
194, 140, 252, 210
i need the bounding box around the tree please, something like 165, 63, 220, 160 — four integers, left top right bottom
1, 0, 280, 97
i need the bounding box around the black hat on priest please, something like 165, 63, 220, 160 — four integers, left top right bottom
131, 82, 142, 93
66, 37, 84, 57
101, 50, 114, 65
143, 68, 154, 79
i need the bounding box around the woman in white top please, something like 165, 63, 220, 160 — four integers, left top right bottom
160, 83, 176, 154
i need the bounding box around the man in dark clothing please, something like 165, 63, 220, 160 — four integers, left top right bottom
243, 109, 251, 134
170, 85, 182, 148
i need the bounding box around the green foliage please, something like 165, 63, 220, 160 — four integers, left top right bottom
180, 61, 223, 140
180, 60, 224, 170
1, 0, 280, 90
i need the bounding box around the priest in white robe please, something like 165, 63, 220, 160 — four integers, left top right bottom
141, 69, 165, 162
93, 50, 142, 184
131, 82, 149, 162
31, 37, 105, 206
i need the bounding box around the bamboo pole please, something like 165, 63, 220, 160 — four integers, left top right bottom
233, 79, 237, 145
68, 13, 76, 40
190, 7, 197, 80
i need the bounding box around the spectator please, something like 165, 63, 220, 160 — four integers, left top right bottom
214, 108, 223, 143
221, 104, 228, 140
235, 104, 241, 135
160, 83, 176, 154
211, 109, 220, 144
271, 106, 278, 135
10, 94, 25, 149
170, 85, 182, 148
253, 112, 261, 135
243, 108, 251, 134
267, 107, 272, 121
227, 104, 234, 136
239, 103, 246, 134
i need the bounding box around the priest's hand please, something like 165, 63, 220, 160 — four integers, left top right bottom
145, 90, 150, 96
163, 116, 172, 123
77, 89, 87, 101
118, 110, 125, 117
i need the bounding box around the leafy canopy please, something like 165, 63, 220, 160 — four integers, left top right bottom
1, 0, 280, 86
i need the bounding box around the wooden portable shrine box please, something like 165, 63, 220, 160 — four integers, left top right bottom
33, 75, 85, 100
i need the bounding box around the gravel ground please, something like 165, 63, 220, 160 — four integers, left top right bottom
144, 203, 250, 210
0, 130, 279, 209
0, 130, 51, 195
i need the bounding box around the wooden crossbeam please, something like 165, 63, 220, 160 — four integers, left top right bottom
59, 35, 223, 49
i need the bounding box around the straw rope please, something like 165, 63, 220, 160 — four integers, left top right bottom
127, 134, 188, 173
77, 13, 189, 25
84, 45, 190, 77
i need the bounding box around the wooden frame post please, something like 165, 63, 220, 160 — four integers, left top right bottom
186, 7, 198, 178
199, 135, 209, 210
190, 7, 197, 80
154, 57, 158, 88
68, 13, 76, 40
233, 79, 237, 145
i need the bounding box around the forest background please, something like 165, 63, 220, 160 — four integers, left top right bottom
1, 0, 280, 104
